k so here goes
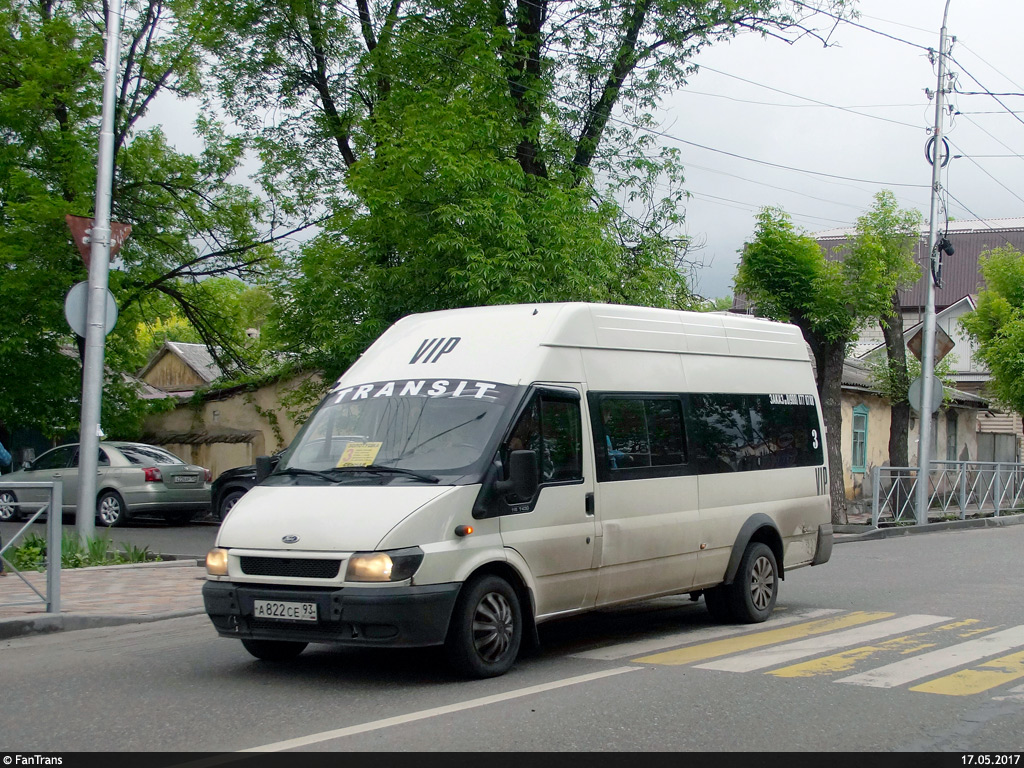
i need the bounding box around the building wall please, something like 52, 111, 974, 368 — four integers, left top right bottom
841, 392, 981, 502
142, 371, 323, 479
144, 353, 207, 392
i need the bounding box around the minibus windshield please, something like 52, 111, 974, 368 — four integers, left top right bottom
279, 378, 515, 479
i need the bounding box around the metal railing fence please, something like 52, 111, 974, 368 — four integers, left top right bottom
871, 461, 1024, 527
0, 481, 63, 612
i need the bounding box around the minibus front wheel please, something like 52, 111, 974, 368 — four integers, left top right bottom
445, 575, 522, 679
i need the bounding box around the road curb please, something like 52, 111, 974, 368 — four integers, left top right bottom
835, 512, 1024, 543
0, 608, 205, 641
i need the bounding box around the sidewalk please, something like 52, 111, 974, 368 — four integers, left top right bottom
0, 558, 207, 640
2, 514, 1022, 641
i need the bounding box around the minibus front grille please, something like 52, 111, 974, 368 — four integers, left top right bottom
240, 556, 341, 579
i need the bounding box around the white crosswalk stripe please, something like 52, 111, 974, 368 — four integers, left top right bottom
695, 614, 952, 673
835, 625, 1024, 689
569, 608, 842, 661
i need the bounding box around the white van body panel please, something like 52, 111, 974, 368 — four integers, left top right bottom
218, 484, 456, 552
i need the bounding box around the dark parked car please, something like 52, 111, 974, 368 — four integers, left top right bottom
211, 453, 281, 521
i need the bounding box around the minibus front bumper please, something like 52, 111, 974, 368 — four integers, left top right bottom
202, 580, 462, 648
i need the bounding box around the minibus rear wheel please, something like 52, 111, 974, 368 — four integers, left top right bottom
241, 639, 308, 661
445, 575, 522, 678
728, 542, 778, 623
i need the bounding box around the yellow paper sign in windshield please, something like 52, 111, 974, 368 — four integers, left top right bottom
337, 442, 383, 467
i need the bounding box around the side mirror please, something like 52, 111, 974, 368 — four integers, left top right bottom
22, 460, 32, 471
255, 455, 273, 483
496, 450, 539, 502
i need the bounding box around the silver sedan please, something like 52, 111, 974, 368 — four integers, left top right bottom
0, 441, 211, 526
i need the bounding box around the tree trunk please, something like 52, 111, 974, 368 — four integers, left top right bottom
881, 292, 910, 468
805, 330, 848, 525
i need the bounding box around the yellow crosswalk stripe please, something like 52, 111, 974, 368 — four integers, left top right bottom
633, 611, 894, 666
768, 619, 992, 679
911, 650, 1024, 696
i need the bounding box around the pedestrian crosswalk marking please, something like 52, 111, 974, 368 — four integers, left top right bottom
633, 611, 895, 667
836, 625, 1024, 689
910, 649, 1024, 696
696, 614, 952, 674
767, 619, 992, 679
570, 608, 842, 661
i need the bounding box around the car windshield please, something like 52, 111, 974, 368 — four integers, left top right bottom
279, 378, 516, 478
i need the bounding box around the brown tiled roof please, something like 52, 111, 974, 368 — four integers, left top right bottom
816, 218, 1024, 311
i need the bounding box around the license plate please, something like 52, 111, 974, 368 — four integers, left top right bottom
173, 475, 197, 484
253, 599, 318, 622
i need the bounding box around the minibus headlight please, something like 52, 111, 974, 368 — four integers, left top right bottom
346, 547, 424, 582
206, 548, 229, 576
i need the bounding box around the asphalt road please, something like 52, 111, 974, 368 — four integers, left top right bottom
3, 525, 1024, 753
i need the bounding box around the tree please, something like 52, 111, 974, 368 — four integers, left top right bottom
735, 207, 909, 523
960, 246, 1024, 424
845, 190, 921, 468
196, 0, 851, 374
0, 0, 302, 440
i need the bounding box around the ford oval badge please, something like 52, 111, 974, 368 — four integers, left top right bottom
282, 535, 300, 544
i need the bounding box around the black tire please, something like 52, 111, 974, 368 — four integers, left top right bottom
96, 490, 128, 527
727, 542, 778, 623
703, 585, 734, 623
163, 510, 195, 526
218, 489, 246, 522
445, 575, 522, 679
241, 639, 308, 661
0, 490, 22, 522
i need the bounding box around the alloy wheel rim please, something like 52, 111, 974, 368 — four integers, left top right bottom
750, 555, 775, 610
0, 493, 13, 520
471, 591, 514, 663
99, 497, 120, 525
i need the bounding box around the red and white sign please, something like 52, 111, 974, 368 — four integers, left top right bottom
65, 215, 132, 268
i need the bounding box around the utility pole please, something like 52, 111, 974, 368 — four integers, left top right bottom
915, 0, 953, 525
77, 0, 123, 541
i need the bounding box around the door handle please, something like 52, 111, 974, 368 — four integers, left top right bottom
585, 492, 595, 516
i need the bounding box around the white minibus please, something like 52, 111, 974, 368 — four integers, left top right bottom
203, 303, 833, 678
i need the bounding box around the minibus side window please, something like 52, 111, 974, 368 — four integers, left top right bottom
688, 393, 823, 474
505, 393, 582, 484
593, 395, 687, 481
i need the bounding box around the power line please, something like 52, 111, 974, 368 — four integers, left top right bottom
697, 65, 922, 130
943, 190, 999, 231
950, 56, 1024, 131
788, 0, 931, 52
679, 89, 922, 110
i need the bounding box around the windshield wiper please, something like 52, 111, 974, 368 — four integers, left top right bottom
329, 465, 440, 484
272, 467, 346, 484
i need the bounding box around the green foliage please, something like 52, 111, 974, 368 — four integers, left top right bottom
735, 207, 855, 344
8, 532, 159, 571
846, 190, 922, 302
961, 246, 1024, 414
0, 0, 290, 440
865, 354, 957, 405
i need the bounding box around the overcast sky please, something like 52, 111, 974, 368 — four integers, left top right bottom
672, 0, 1024, 300
145, 1, 1024, 302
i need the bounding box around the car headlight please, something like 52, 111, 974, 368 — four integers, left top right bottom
206, 548, 229, 576
345, 547, 424, 582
